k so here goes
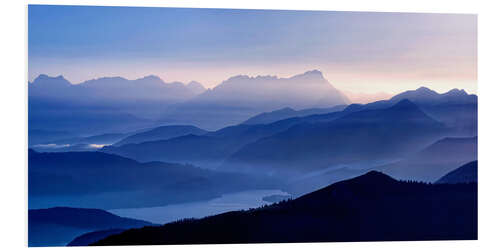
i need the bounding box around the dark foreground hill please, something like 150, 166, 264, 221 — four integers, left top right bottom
436, 161, 478, 184
94, 171, 477, 245
28, 207, 154, 247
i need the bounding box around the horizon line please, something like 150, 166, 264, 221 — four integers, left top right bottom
28, 70, 477, 96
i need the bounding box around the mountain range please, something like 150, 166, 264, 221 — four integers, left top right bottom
363, 87, 477, 136
100, 114, 327, 168
100, 86, 476, 177
158, 70, 350, 130
28, 74, 205, 135
27, 66, 478, 247
223, 99, 447, 176
202, 70, 350, 109
29, 74, 205, 104
29, 70, 352, 134
29, 71, 476, 136
100, 101, 364, 168
243, 86, 477, 134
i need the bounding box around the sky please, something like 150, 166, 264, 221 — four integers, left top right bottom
28, 5, 477, 95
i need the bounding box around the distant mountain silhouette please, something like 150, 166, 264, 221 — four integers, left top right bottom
222, 99, 446, 176
436, 161, 478, 184
30, 74, 205, 104
100, 116, 321, 168
101, 88, 474, 174
113, 125, 207, 146
29, 74, 206, 134
28, 207, 154, 247
29, 74, 74, 91
242, 105, 347, 125
29, 71, 352, 133
102, 134, 239, 168
393, 87, 477, 136
93, 171, 477, 245
194, 70, 350, 109
28, 149, 279, 209
360, 87, 477, 136
99, 103, 368, 168
390, 87, 477, 105
379, 136, 477, 182
160, 70, 350, 130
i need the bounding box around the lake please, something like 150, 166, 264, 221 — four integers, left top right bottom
109, 189, 290, 224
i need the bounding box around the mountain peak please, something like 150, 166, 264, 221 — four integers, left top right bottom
292, 70, 324, 79
139, 75, 163, 81
444, 88, 468, 96
135, 75, 167, 86
36, 74, 49, 79
186, 81, 206, 95
359, 170, 396, 180
32, 74, 72, 86
415, 86, 433, 92
389, 86, 476, 106
34, 74, 67, 81
389, 87, 440, 104
303, 171, 398, 200
338, 170, 399, 186
226, 75, 251, 82
391, 99, 419, 109
304, 69, 323, 76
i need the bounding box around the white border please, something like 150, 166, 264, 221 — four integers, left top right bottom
1, 1, 499, 249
